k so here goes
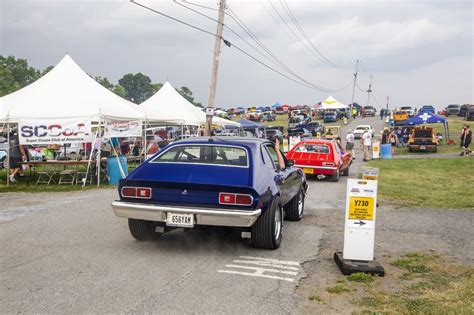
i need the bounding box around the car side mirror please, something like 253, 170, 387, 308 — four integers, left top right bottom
286, 159, 295, 167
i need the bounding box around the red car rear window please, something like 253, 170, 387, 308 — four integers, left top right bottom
295, 144, 331, 154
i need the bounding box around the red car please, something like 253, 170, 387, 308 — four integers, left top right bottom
286, 139, 352, 182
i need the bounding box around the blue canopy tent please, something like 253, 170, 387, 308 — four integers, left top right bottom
256, 106, 270, 111
406, 111, 450, 143
236, 119, 266, 138
272, 102, 281, 108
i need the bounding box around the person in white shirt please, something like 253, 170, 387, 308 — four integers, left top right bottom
345, 129, 355, 159
360, 128, 372, 161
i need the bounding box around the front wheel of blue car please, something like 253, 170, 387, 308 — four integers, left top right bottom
251, 198, 282, 250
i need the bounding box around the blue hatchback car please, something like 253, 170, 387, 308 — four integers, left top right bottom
112, 137, 308, 249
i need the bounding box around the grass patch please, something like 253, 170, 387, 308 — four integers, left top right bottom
353, 252, 474, 314
308, 295, 323, 303
326, 283, 351, 294
347, 272, 376, 284
367, 158, 474, 209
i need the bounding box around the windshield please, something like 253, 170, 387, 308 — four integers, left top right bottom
414, 130, 433, 138
295, 143, 330, 153
355, 127, 367, 131
152, 145, 248, 167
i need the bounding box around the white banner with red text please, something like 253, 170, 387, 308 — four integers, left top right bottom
18, 118, 93, 145
104, 119, 142, 138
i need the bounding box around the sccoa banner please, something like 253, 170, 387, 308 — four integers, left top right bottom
104, 119, 142, 138
19, 118, 93, 145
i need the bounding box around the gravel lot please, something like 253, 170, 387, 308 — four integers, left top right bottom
1, 116, 472, 314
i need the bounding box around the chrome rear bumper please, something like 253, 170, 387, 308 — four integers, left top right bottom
111, 201, 261, 227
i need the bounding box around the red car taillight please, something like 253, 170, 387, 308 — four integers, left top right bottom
219, 192, 253, 206
121, 186, 152, 199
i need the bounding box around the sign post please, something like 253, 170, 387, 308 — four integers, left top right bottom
334, 178, 385, 276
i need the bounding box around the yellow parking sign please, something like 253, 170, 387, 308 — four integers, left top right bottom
348, 196, 375, 220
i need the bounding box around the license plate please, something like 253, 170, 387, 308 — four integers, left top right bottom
166, 212, 194, 228
420, 145, 426, 150
303, 168, 314, 174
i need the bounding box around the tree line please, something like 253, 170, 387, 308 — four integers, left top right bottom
0, 55, 203, 107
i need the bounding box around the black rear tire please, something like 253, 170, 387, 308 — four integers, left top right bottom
284, 187, 305, 221
252, 197, 282, 249
128, 219, 160, 241
330, 169, 340, 182
342, 167, 349, 176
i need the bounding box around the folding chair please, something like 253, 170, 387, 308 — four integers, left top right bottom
58, 170, 76, 185
75, 171, 92, 185
36, 171, 55, 185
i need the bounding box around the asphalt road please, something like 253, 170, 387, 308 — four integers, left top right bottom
0, 116, 424, 314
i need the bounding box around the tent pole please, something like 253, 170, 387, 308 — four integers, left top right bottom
97, 116, 102, 187
6, 115, 10, 187
83, 122, 100, 188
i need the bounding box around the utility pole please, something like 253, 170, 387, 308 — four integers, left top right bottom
205, 0, 226, 136
386, 96, 389, 110
350, 59, 359, 109
366, 74, 373, 108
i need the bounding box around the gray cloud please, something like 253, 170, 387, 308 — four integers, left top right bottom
1, 0, 472, 109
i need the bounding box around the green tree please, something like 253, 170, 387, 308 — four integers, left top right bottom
151, 82, 163, 95
118, 73, 153, 104
177, 86, 203, 108
112, 84, 126, 98
41, 65, 54, 76
0, 55, 41, 96
95, 76, 114, 90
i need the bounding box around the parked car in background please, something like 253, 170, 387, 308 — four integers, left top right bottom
466, 105, 474, 121
247, 110, 262, 122
112, 137, 307, 249
288, 116, 304, 128
0, 149, 7, 169
458, 104, 470, 118
362, 106, 376, 117
408, 126, 438, 152
262, 110, 276, 122
286, 139, 352, 182
400, 106, 415, 117
301, 121, 325, 136
353, 125, 375, 139
438, 108, 447, 116
394, 111, 409, 126
323, 111, 338, 123
445, 104, 460, 116
265, 129, 284, 142
420, 105, 436, 114
288, 127, 311, 139
275, 106, 288, 114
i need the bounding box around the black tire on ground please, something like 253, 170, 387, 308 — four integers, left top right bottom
433, 147, 438, 153
342, 167, 349, 176
330, 169, 340, 182
251, 197, 282, 249
284, 187, 305, 221
128, 219, 160, 241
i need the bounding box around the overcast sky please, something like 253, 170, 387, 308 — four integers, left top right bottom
1, 0, 473, 109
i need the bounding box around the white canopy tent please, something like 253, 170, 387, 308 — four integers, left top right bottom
0, 55, 144, 122
140, 81, 240, 127
320, 96, 348, 110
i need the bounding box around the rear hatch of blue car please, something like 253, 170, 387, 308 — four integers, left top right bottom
119, 143, 258, 209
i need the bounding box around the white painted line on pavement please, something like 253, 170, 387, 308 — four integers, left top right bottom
218, 256, 302, 283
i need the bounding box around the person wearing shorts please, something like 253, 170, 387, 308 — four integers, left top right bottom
460, 125, 472, 156
8, 130, 27, 183
346, 129, 355, 159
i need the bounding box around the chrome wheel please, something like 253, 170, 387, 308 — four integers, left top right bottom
297, 191, 304, 216
274, 206, 282, 240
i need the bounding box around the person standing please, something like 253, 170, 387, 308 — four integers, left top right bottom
346, 129, 356, 159
8, 129, 27, 183
360, 128, 372, 162
460, 124, 472, 156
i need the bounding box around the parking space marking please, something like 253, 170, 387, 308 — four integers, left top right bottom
218, 256, 302, 283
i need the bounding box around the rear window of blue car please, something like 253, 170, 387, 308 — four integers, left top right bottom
151, 145, 248, 167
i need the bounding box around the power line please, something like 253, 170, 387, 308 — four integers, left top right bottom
279, 0, 349, 69
131, 0, 350, 93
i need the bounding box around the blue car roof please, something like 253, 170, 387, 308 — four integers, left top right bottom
170, 137, 269, 150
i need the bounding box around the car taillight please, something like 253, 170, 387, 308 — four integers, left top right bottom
219, 192, 253, 206
322, 162, 335, 166
121, 186, 152, 199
